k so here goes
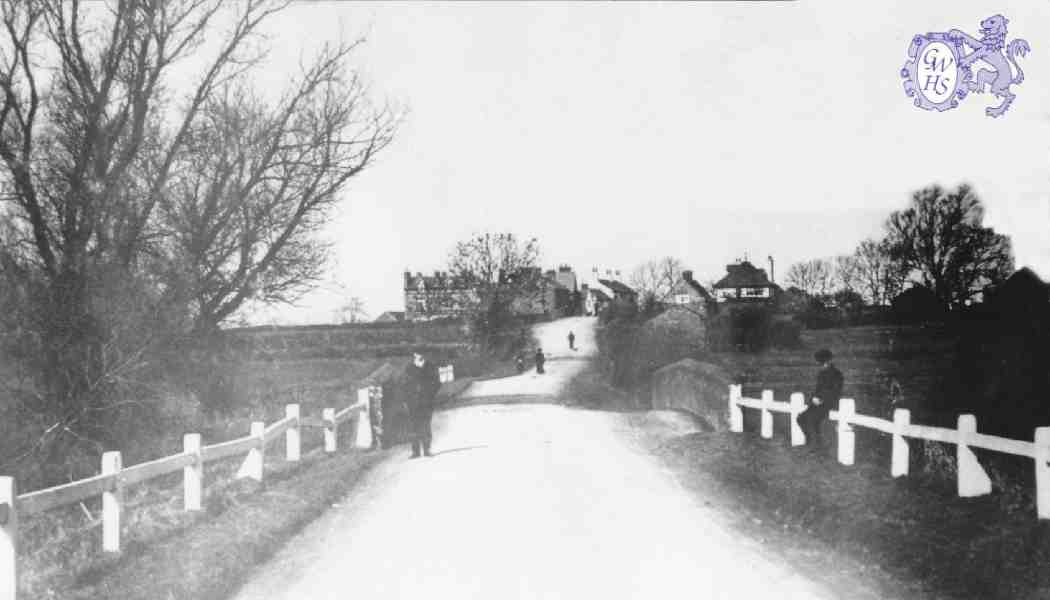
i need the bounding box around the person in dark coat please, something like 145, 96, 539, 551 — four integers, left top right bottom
534, 348, 546, 374
403, 351, 440, 458
568, 331, 576, 351
796, 348, 843, 447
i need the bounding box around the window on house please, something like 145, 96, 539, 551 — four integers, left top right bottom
742, 287, 767, 298
675, 294, 691, 305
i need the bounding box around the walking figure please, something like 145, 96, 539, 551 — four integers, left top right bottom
535, 348, 546, 374
568, 331, 576, 351
403, 351, 440, 458
795, 348, 843, 448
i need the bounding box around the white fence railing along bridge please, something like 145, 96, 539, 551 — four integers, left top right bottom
728, 384, 1050, 519
0, 363, 454, 600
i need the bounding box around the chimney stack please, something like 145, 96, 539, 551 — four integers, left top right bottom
682, 270, 693, 281
768, 256, 775, 284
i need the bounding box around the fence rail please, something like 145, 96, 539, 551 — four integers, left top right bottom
728, 384, 1050, 518
0, 362, 455, 600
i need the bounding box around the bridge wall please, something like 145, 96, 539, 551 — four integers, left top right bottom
651, 358, 732, 432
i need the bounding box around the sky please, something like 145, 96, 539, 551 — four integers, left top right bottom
239, 1, 1050, 325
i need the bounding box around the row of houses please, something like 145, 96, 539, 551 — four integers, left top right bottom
378, 259, 1046, 325
376, 259, 783, 323
389, 265, 583, 322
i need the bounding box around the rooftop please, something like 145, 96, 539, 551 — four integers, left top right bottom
597, 278, 636, 296
713, 261, 775, 289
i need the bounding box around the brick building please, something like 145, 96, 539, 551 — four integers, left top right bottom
403, 265, 579, 321
403, 271, 480, 321
503, 266, 577, 317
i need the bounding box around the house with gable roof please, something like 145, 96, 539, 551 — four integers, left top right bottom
712, 260, 779, 303
667, 270, 715, 315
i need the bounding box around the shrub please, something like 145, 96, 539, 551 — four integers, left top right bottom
775, 286, 812, 314
797, 298, 839, 329
708, 305, 773, 352
769, 317, 803, 348
599, 299, 639, 324
831, 289, 865, 324
595, 315, 643, 388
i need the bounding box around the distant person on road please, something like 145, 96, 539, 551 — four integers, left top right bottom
568, 331, 576, 351
535, 348, 546, 374
515, 351, 526, 374
403, 351, 440, 458
796, 348, 843, 448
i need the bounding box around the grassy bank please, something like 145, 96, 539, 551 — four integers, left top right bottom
20, 424, 391, 599
14, 318, 517, 598
655, 430, 1050, 599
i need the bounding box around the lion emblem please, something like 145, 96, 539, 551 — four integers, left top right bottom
948, 15, 1031, 117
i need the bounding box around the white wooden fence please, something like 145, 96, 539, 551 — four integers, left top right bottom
728, 384, 1050, 519
0, 386, 379, 600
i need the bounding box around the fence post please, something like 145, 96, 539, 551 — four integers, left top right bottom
237, 422, 265, 482
891, 409, 910, 478
354, 388, 373, 449
102, 451, 123, 553
789, 393, 805, 446
729, 385, 743, 433
323, 408, 338, 453
183, 434, 203, 511
760, 390, 773, 439
957, 414, 991, 497
836, 399, 855, 466
285, 404, 301, 462
0, 477, 16, 600
1035, 427, 1050, 519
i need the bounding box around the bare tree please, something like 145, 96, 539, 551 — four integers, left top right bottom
885, 184, 1013, 309
447, 232, 541, 291
853, 238, 905, 306
0, 0, 282, 434
336, 297, 368, 324
447, 232, 541, 338
161, 42, 397, 333
784, 258, 833, 298
629, 257, 684, 305
833, 254, 863, 294
0, 0, 397, 464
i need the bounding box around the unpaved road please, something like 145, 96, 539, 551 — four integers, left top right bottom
458, 316, 596, 400
229, 317, 841, 599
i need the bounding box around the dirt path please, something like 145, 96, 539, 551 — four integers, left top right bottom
228, 317, 847, 599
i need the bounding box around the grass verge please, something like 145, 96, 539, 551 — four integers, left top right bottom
61, 445, 392, 600
23, 439, 391, 599
23, 334, 513, 598
652, 430, 1050, 599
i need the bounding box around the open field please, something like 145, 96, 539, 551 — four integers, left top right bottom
226, 320, 471, 362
